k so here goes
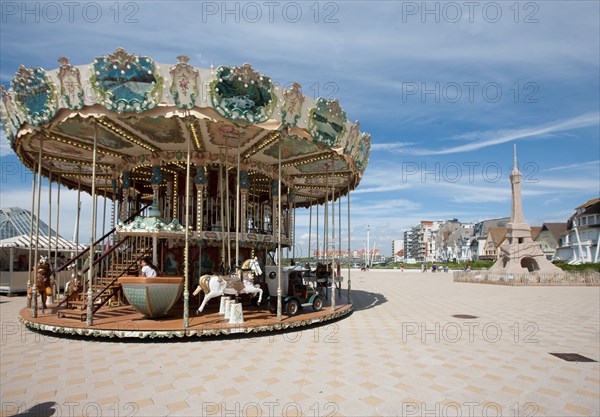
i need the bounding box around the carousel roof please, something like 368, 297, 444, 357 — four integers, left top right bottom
0, 48, 371, 206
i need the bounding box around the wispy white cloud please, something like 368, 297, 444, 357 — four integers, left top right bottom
353, 183, 412, 194
544, 160, 600, 172
401, 112, 600, 155
371, 142, 418, 151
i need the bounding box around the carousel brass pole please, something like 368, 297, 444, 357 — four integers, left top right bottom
94, 192, 99, 277
101, 188, 107, 279
308, 198, 312, 261
47, 172, 52, 259
112, 179, 117, 238
324, 163, 329, 304
183, 128, 192, 328
276, 135, 282, 321
54, 178, 61, 299
219, 147, 225, 273
46, 172, 53, 304
291, 193, 295, 260
86, 121, 98, 326
27, 162, 37, 308
235, 140, 241, 270
75, 167, 81, 281
316, 204, 319, 260
347, 176, 352, 303
195, 167, 205, 288
225, 141, 231, 272
330, 164, 336, 311
31, 140, 43, 317
338, 184, 342, 299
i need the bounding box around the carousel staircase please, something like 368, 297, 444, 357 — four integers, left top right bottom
57, 248, 149, 320
53, 206, 152, 320
53, 214, 152, 320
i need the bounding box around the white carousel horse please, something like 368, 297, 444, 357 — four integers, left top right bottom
193, 257, 263, 314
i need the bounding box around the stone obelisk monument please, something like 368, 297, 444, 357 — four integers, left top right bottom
490, 145, 562, 274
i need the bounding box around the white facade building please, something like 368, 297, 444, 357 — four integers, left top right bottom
392, 239, 404, 262
556, 199, 600, 263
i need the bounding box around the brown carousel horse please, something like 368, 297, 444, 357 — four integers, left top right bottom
30, 256, 53, 313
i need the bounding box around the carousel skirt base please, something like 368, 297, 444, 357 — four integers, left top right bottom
19, 302, 353, 340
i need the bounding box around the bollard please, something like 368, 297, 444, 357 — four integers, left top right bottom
223, 298, 233, 319
219, 296, 229, 315
228, 302, 244, 324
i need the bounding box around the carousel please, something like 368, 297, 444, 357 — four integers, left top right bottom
0, 48, 371, 338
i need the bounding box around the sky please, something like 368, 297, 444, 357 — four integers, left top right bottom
1, 1, 599, 257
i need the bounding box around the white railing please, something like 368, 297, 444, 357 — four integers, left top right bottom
453, 270, 599, 286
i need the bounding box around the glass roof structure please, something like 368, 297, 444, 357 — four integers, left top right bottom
0, 207, 58, 240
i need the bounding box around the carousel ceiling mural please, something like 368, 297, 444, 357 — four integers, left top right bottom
0, 48, 371, 206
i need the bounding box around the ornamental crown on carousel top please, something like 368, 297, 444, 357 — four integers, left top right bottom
0, 48, 371, 206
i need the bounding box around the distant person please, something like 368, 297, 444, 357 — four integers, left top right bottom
140, 256, 159, 277
400, 264, 404, 272
421, 264, 426, 273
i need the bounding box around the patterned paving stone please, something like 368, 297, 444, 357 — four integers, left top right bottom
1, 270, 599, 416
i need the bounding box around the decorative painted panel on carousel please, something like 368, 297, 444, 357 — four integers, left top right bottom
210, 64, 277, 123
91, 48, 163, 113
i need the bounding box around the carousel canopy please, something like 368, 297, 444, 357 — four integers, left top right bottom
0, 49, 371, 207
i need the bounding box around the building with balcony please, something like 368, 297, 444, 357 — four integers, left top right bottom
556, 198, 600, 263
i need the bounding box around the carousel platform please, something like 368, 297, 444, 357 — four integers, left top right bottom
18, 300, 353, 339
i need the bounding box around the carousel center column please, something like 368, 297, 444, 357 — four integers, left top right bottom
194, 165, 207, 235
120, 170, 132, 221
150, 163, 163, 264
240, 169, 250, 234
272, 179, 279, 241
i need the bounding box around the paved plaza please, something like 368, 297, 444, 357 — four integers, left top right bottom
1, 270, 599, 417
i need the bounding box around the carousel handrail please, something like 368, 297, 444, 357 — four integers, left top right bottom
54, 235, 130, 309
78, 235, 129, 277
89, 247, 151, 315
55, 204, 151, 274
54, 234, 150, 309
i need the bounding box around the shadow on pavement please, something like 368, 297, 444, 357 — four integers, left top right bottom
350, 289, 387, 311
10, 402, 57, 417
